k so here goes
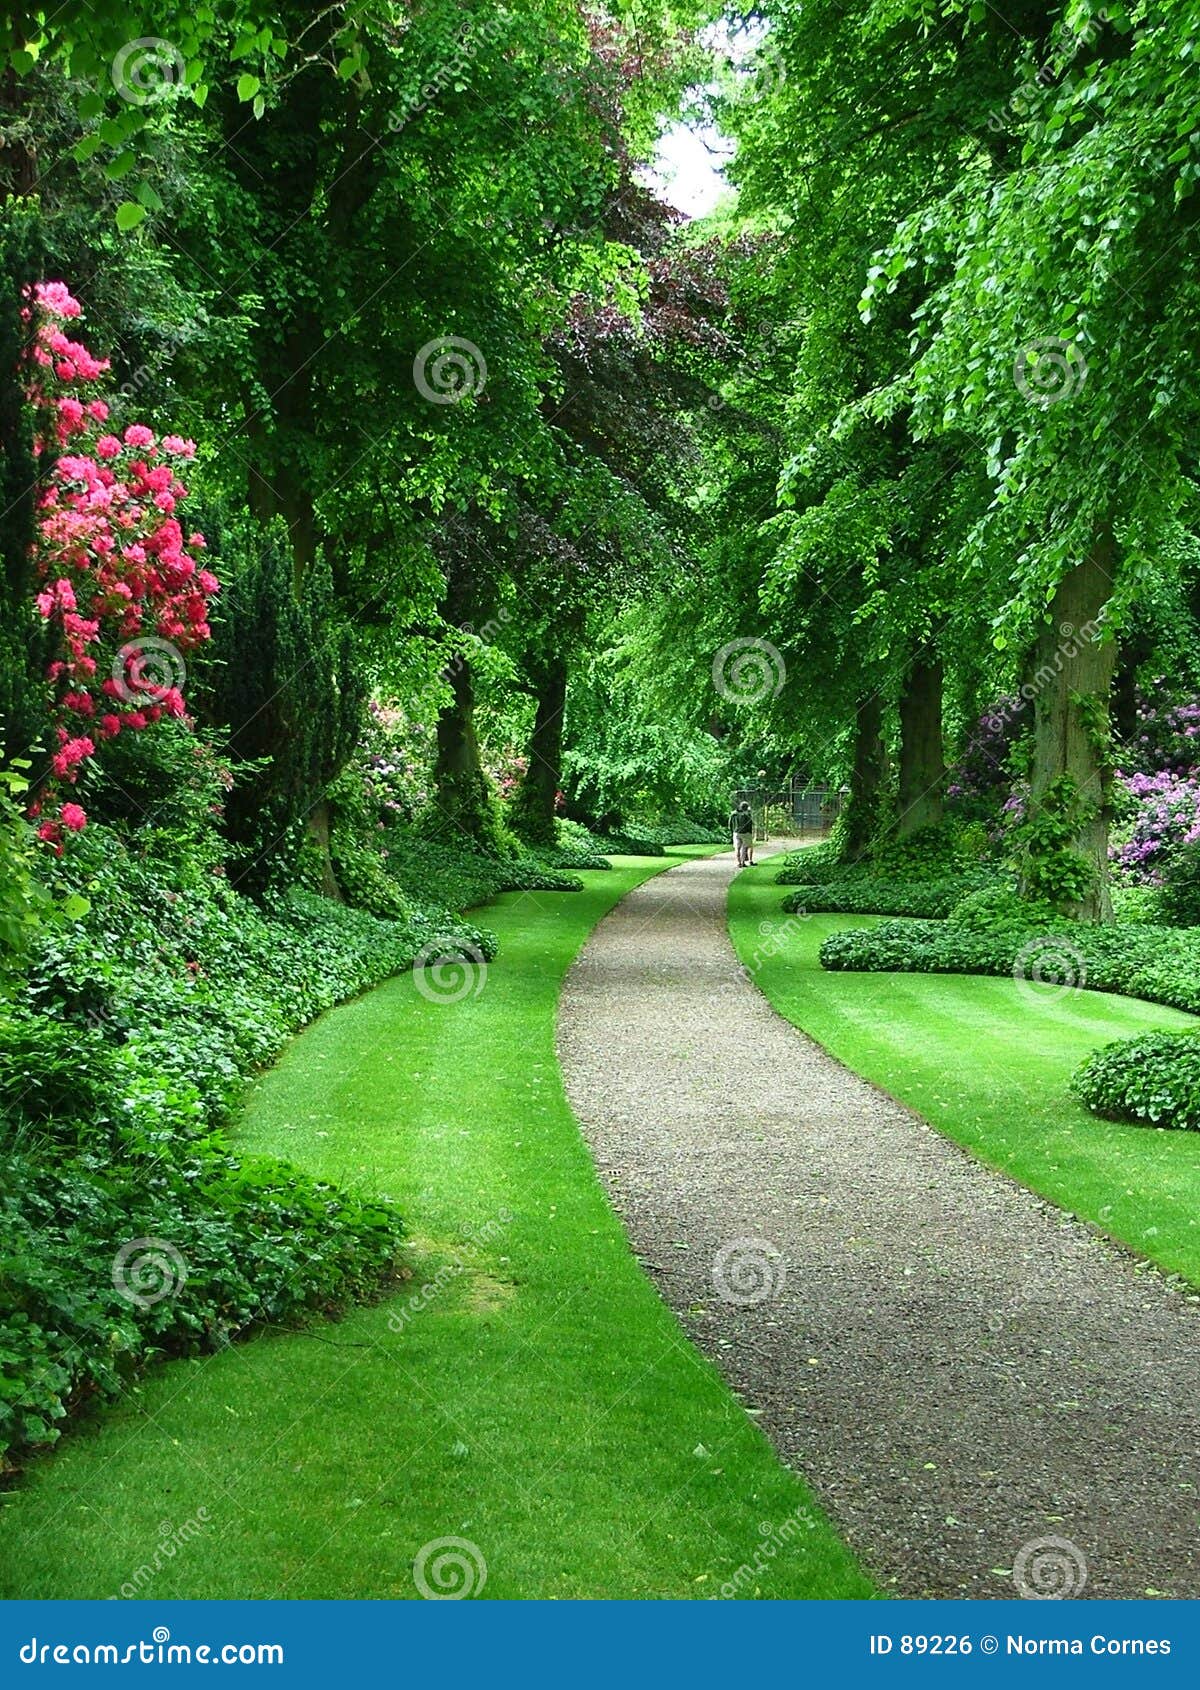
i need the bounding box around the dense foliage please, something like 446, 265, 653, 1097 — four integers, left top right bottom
1071, 1031, 1200, 1134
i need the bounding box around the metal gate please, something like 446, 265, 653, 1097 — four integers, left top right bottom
732, 779, 842, 841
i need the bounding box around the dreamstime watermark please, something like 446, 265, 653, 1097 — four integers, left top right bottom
388, 16, 507, 133
444, 609, 513, 678
1013, 935, 1088, 1004
414, 336, 488, 405
112, 1237, 187, 1308
1014, 337, 1089, 406
112, 1511, 212, 1600
1013, 1535, 1089, 1599
387, 1210, 513, 1335
984, 1261, 1100, 1337
111, 38, 186, 105
709, 1506, 818, 1599
985, 11, 1111, 138
712, 1236, 787, 1307
412, 1535, 488, 1599
111, 636, 187, 705
111, 318, 201, 413
712, 637, 786, 705
18, 1630, 282, 1667
732, 913, 810, 986
707, 317, 797, 413
411, 940, 489, 1005
982, 618, 1105, 736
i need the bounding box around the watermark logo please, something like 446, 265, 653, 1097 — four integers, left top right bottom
112, 1237, 187, 1308
112, 39, 186, 105
413, 1536, 488, 1599
414, 336, 488, 405
1013, 1535, 1088, 1599
1014, 337, 1088, 406
712, 1237, 787, 1307
412, 941, 489, 1005
712, 637, 786, 705
1013, 936, 1087, 1004
112, 636, 186, 703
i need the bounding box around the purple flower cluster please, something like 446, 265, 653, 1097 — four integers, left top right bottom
1113, 766, 1200, 883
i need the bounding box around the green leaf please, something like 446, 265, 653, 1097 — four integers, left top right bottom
105, 151, 135, 182
236, 74, 261, 103
115, 201, 147, 232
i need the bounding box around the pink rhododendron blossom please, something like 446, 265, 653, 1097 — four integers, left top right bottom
23, 281, 217, 838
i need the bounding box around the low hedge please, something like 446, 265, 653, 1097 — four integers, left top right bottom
367, 836, 581, 914
782, 869, 999, 919
819, 910, 1200, 1017
538, 845, 613, 871
1071, 1031, 1200, 1132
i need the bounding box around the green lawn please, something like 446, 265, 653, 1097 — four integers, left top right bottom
730, 861, 1200, 1287
2, 850, 871, 1601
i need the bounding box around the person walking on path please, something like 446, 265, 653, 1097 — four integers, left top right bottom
729, 799, 755, 868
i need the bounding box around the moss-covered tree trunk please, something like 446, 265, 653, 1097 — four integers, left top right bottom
1021, 540, 1117, 922
428, 550, 505, 849
842, 693, 886, 861
896, 652, 944, 837
432, 651, 500, 847
509, 654, 567, 848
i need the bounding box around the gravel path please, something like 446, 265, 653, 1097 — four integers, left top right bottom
557, 850, 1200, 1599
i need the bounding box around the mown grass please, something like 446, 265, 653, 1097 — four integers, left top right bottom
2, 850, 871, 1601
729, 862, 1200, 1287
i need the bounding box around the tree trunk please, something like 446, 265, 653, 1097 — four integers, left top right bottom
305, 798, 342, 900
1022, 539, 1117, 921
432, 650, 499, 848
509, 654, 568, 847
843, 693, 886, 861
897, 652, 945, 836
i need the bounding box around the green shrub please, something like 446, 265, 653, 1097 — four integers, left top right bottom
818, 911, 1200, 1016
595, 831, 666, 855
1071, 1031, 1200, 1131
556, 818, 667, 857
783, 870, 998, 919
642, 817, 725, 846
1, 1117, 405, 1473
538, 844, 613, 871
194, 512, 364, 890
947, 885, 1063, 932
774, 841, 842, 885
1110, 883, 1166, 925
496, 857, 584, 893
1161, 842, 1200, 927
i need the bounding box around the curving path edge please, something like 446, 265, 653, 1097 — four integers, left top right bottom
557, 850, 1200, 1599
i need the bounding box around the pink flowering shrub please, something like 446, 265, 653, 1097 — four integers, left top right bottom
23, 282, 217, 845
